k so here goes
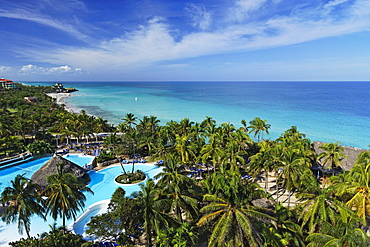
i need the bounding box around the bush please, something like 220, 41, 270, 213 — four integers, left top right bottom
9, 227, 86, 247
115, 170, 146, 184
96, 150, 115, 163
27, 140, 54, 155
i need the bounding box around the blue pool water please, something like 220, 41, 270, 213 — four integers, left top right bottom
71, 164, 164, 238
0, 157, 50, 194
0, 155, 94, 194
0, 158, 163, 245
63, 154, 95, 167
86, 164, 163, 205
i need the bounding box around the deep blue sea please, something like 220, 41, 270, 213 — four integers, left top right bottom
25, 81, 370, 149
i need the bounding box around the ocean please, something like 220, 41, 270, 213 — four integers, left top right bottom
25, 81, 370, 149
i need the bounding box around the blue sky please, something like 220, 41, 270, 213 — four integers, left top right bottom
0, 0, 370, 81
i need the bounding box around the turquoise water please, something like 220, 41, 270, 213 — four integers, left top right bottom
25, 81, 370, 148
85, 164, 163, 204
63, 154, 94, 167
0, 157, 163, 244
0, 157, 50, 194
0, 155, 94, 194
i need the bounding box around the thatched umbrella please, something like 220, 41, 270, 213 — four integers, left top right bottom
31, 155, 87, 187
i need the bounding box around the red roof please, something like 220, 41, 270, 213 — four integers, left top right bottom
0, 79, 14, 83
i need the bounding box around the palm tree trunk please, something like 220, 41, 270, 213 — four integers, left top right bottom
288, 191, 293, 208
145, 222, 152, 247
117, 156, 127, 174
23, 218, 31, 238
131, 160, 135, 173
264, 169, 268, 193
276, 176, 279, 200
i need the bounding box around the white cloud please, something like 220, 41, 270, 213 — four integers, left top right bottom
0, 0, 88, 41
323, 0, 350, 11
0, 65, 12, 73
21, 64, 40, 73
48, 65, 72, 73
185, 3, 213, 31
20, 64, 81, 74
16, 0, 370, 74
229, 0, 268, 22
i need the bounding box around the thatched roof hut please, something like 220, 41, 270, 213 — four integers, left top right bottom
31, 155, 87, 187
312, 141, 367, 171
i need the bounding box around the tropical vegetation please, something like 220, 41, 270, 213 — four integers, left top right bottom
1, 83, 370, 246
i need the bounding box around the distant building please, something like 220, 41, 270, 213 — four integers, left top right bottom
52, 83, 64, 92
51, 83, 77, 93
0, 79, 17, 89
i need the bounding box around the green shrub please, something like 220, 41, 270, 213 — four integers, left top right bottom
115, 170, 146, 184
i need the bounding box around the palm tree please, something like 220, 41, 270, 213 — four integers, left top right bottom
43, 163, 93, 227
355, 149, 370, 167
240, 119, 248, 133
155, 154, 199, 222
178, 118, 194, 136
222, 137, 246, 172
175, 134, 196, 164
200, 132, 224, 169
233, 128, 253, 153
0, 108, 13, 138
219, 122, 236, 140
266, 202, 305, 247
201, 116, 216, 129
248, 117, 271, 142
306, 219, 369, 247
296, 186, 356, 234
121, 113, 137, 131
198, 172, 275, 246
138, 179, 174, 247
93, 116, 110, 134
249, 140, 276, 193
318, 142, 347, 176
147, 115, 160, 134
1, 174, 44, 238
333, 161, 370, 225
277, 148, 316, 206
156, 222, 198, 247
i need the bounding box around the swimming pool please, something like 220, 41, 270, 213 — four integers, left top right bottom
70, 164, 163, 239
0, 157, 50, 194
0, 159, 163, 245
0, 155, 95, 194
63, 154, 95, 167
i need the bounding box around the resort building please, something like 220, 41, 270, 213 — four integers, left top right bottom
51, 82, 77, 93
0, 78, 17, 89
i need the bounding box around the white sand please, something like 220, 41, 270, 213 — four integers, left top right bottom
46, 93, 75, 113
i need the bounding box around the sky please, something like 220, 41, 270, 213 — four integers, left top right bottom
0, 0, 370, 81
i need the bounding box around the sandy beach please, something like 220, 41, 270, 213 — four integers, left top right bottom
46, 93, 75, 113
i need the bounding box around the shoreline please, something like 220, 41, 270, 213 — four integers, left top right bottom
41, 82, 368, 150
46, 93, 76, 113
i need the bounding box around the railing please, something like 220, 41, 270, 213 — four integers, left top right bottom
0, 153, 33, 171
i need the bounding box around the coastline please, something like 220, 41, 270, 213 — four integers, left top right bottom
39, 81, 370, 149
46, 93, 76, 113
